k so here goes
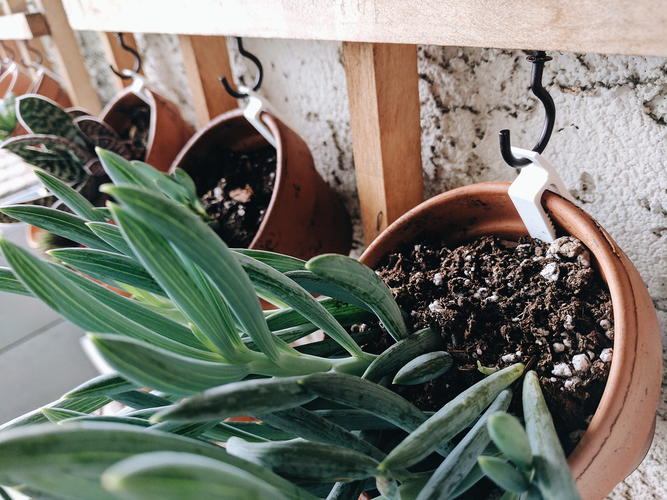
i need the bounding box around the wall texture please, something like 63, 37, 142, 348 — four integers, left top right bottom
55, 33, 667, 498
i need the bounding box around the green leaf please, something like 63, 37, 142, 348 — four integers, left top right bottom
233, 249, 306, 273
33, 170, 105, 222
88, 333, 251, 397
284, 270, 371, 311
64, 372, 140, 399
17, 95, 88, 149
0, 205, 116, 252
1, 135, 89, 183
294, 328, 380, 358
478, 456, 530, 494
0, 93, 17, 134
379, 363, 524, 470
0, 239, 216, 360
110, 205, 250, 362
392, 350, 453, 385
306, 254, 409, 341
86, 221, 137, 258
111, 390, 173, 410
55, 265, 210, 354
226, 438, 380, 483
298, 372, 428, 434
172, 167, 199, 201
0, 266, 32, 296
486, 412, 534, 472
149, 420, 218, 438
101, 451, 311, 500
102, 184, 280, 363
523, 371, 581, 500
152, 377, 315, 422
265, 298, 374, 332
0, 397, 111, 431
205, 422, 294, 443
96, 148, 163, 194
236, 252, 368, 360
418, 389, 514, 500
362, 327, 445, 382
48, 247, 166, 297
41, 408, 87, 423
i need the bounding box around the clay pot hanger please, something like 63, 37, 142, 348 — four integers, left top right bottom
0, 42, 32, 100
362, 52, 661, 500
99, 33, 195, 172
170, 38, 352, 260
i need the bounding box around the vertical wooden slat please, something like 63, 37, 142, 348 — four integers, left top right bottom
343, 42, 423, 245
99, 32, 143, 92
33, 0, 101, 113
178, 34, 238, 127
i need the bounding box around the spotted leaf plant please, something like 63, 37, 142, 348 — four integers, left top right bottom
0, 149, 577, 500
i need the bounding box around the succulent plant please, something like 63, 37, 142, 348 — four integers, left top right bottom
0, 93, 17, 141
0, 150, 580, 500
0, 94, 133, 224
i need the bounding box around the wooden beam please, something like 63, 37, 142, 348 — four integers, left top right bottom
2, 0, 52, 71
0, 12, 49, 40
33, 0, 101, 113
179, 35, 239, 127
61, 0, 667, 57
99, 32, 143, 92
343, 42, 423, 245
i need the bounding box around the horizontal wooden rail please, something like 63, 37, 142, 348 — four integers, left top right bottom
61, 0, 667, 57
0, 12, 48, 39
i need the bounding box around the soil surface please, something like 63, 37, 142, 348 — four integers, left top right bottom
192, 145, 277, 248
120, 104, 151, 161
372, 235, 614, 454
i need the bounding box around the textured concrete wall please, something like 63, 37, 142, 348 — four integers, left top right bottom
70, 34, 667, 498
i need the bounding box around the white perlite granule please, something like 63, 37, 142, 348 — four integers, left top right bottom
572, 354, 592, 373
540, 262, 560, 281
552, 363, 573, 378
428, 300, 444, 313
600, 348, 613, 363
553, 342, 565, 353
433, 273, 443, 286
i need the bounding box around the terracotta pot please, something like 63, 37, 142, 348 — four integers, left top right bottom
28, 70, 73, 109
360, 182, 661, 500
0, 63, 32, 99
100, 85, 195, 172
170, 108, 352, 260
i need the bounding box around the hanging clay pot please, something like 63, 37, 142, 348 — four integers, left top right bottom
170, 108, 352, 260
100, 83, 195, 172
360, 182, 661, 500
0, 62, 32, 99
28, 69, 73, 109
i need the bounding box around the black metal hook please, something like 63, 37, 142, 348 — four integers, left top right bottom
21, 40, 43, 66
109, 33, 142, 80
1, 41, 15, 62
220, 37, 263, 99
499, 51, 556, 168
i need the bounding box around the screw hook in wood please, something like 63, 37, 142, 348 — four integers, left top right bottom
110, 33, 142, 80
20, 40, 43, 66
220, 37, 264, 99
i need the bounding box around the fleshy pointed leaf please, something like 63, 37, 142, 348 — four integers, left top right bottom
41, 408, 87, 423
285, 270, 371, 311
478, 456, 530, 494
110, 205, 249, 362
0, 266, 32, 296
306, 254, 409, 341
102, 184, 280, 362
87, 221, 137, 258
486, 412, 534, 472
0, 397, 111, 431
0, 205, 116, 251
265, 297, 373, 332
33, 170, 105, 222
48, 247, 166, 297
392, 350, 453, 385
101, 451, 313, 500
64, 372, 140, 399
233, 249, 306, 273
88, 333, 250, 397
96, 148, 163, 194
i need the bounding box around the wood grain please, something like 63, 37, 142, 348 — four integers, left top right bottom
2, 0, 53, 71
178, 35, 239, 127
344, 42, 423, 245
34, 0, 101, 113
0, 12, 48, 40
61, 0, 667, 57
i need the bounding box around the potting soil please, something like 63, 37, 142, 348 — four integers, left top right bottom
373, 235, 613, 453
196, 145, 276, 248
120, 103, 150, 161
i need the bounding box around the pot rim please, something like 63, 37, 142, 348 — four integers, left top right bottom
360, 181, 661, 500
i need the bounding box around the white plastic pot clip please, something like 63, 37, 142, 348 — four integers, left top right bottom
237, 85, 283, 149
507, 147, 575, 243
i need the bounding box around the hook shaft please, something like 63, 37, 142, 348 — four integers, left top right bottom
499, 51, 555, 168
21, 40, 43, 66
1, 41, 15, 62
110, 33, 142, 80
220, 37, 263, 98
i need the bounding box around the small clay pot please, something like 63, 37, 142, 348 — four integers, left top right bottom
28, 70, 73, 109
100, 85, 195, 172
0, 63, 32, 99
360, 182, 661, 500
170, 108, 352, 260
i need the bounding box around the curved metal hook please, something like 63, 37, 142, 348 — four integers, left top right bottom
220, 37, 263, 99
109, 33, 142, 80
499, 51, 555, 168
1, 41, 15, 62
21, 40, 43, 66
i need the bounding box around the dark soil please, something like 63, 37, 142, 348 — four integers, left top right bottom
372, 235, 613, 454
192, 146, 277, 248
120, 104, 151, 161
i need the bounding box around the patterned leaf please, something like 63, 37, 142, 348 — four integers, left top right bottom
74, 116, 131, 159
16, 95, 88, 150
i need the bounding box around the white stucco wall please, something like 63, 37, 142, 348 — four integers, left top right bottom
32, 33, 667, 498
